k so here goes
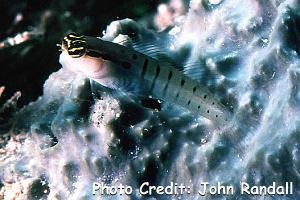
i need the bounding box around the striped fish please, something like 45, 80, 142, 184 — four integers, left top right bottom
59, 33, 232, 127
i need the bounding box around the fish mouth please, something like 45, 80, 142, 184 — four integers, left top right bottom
57, 42, 67, 53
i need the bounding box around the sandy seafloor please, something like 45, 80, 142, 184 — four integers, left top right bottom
0, 0, 300, 199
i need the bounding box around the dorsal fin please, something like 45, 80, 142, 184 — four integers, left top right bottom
183, 59, 223, 85
183, 50, 240, 82
130, 34, 184, 71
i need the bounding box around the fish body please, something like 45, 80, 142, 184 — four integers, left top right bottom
59, 33, 232, 126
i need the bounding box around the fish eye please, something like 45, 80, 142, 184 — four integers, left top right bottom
67, 43, 87, 58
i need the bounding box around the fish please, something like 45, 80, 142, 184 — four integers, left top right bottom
59, 33, 232, 127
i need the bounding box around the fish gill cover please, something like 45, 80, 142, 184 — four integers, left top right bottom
0, 0, 300, 199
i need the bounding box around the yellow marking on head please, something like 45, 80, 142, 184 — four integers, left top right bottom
60, 33, 87, 58
71, 39, 86, 43
68, 34, 84, 39
68, 47, 85, 52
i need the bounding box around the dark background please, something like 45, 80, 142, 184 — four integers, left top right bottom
0, 0, 165, 107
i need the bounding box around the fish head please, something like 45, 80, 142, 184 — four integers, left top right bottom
60, 32, 87, 58
59, 33, 111, 79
